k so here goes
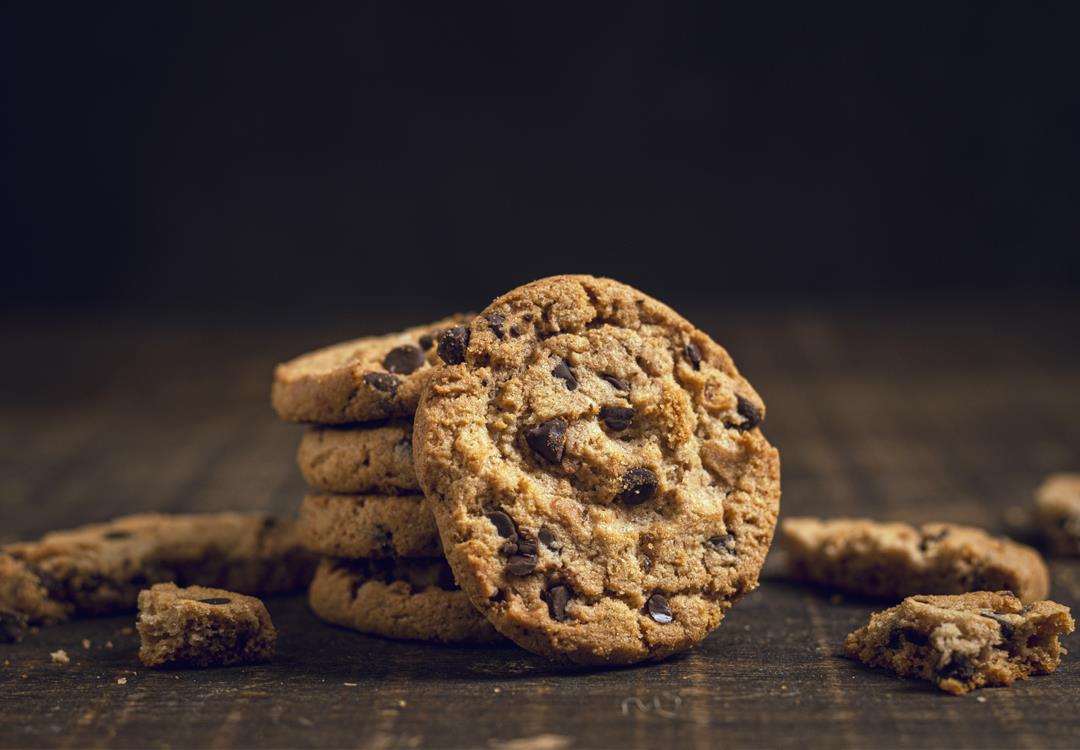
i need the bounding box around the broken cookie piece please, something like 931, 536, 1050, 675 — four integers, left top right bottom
843, 591, 1074, 695
1035, 473, 1080, 556
137, 583, 276, 668
782, 517, 1049, 603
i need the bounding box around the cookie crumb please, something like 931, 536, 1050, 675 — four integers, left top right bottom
976, 696, 987, 703
82, 639, 91, 650
398, 700, 407, 708
343, 682, 357, 687
493, 687, 501, 693
117, 677, 128, 686
105, 641, 114, 649
51, 649, 70, 665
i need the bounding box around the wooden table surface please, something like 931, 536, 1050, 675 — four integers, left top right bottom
2, 302, 1079, 750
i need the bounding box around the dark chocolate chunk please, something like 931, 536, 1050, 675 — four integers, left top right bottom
538, 526, 560, 550
545, 584, 572, 621
516, 538, 539, 557
363, 372, 400, 394
486, 313, 506, 340
418, 333, 435, 351
735, 396, 762, 430
198, 597, 232, 605
618, 468, 659, 506
708, 534, 737, 554
918, 528, 950, 552
437, 326, 471, 365
506, 554, 538, 576
646, 593, 673, 624
0, 610, 28, 644
486, 511, 518, 539
684, 342, 702, 370
525, 418, 568, 463
103, 530, 133, 540
383, 345, 425, 375
938, 654, 975, 683
599, 405, 634, 431
983, 612, 1016, 640
509, 325, 521, 337
551, 359, 578, 390
522, 313, 534, 322
601, 374, 629, 392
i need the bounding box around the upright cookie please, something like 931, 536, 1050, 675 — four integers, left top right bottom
1035, 473, 1080, 556
308, 558, 500, 644
272, 314, 471, 424
782, 517, 1050, 603
297, 492, 441, 558
414, 275, 781, 664
2, 513, 315, 623
843, 591, 1074, 695
297, 422, 419, 494
137, 583, 277, 668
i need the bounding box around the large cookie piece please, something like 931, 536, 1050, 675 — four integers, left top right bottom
1035, 473, 1080, 556
843, 591, 1074, 695
782, 517, 1050, 603
308, 558, 501, 644
297, 492, 441, 558
2, 513, 316, 623
297, 422, 418, 494
414, 275, 781, 664
272, 315, 471, 424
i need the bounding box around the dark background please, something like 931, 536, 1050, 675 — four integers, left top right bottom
5, 2, 1080, 319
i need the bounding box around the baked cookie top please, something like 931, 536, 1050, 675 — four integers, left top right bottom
414, 275, 781, 664
272, 314, 471, 424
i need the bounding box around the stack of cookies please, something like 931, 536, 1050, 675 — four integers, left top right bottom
271, 315, 499, 644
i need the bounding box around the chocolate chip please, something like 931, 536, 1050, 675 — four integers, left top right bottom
516, 538, 538, 557
887, 626, 930, 649
684, 342, 702, 370
708, 534, 737, 554
383, 345, 425, 374
735, 396, 762, 430
525, 418, 568, 463
939, 654, 975, 683
198, 597, 231, 605
509, 325, 521, 337
918, 528, 950, 552
262, 517, 278, 529
523, 313, 534, 322
646, 593, 673, 623
551, 359, 578, 390
486, 511, 517, 539
372, 525, 393, 551
486, 314, 506, 340
545, 584, 572, 621
983, 612, 1015, 639
599, 405, 634, 431
363, 372, 400, 394
601, 374, 629, 392
418, 334, 435, 351
538, 526, 560, 550
618, 468, 658, 506
437, 326, 470, 365
506, 554, 538, 576
103, 530, 132, 540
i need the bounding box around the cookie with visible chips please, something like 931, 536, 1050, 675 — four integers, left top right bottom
414, 275, 781, 664
272, 314, 471, 424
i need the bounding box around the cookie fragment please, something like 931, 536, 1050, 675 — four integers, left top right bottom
1035, 473, 1080, 556
843, 591, 1074, 695
414, 275, 780, 664
782, 517, 1050, 603
137, 583, 276, 668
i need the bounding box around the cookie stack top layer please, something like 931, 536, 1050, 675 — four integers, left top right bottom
414, 275, 781, 664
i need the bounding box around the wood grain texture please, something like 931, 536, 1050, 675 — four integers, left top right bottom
1, 303, 1079, 749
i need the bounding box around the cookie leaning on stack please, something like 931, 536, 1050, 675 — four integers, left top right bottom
272, 315, 500, 644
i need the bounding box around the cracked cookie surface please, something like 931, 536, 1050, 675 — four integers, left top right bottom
782, 517, 1050, 603
298, 421, 419, 494
297, 492, 440, 558
272, 314, 471, 424
843, 591, 1074, 694
414, 275, 781, 664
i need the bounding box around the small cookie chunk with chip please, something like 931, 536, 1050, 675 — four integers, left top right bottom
782, 517, 1049, 603
843, 591, 1074, 694
137, 583, 276, 668
1035, 473, 1080, 556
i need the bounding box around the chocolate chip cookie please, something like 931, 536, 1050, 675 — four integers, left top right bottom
2, 513, 315, 623
308, 558, 500, 644
413, 275, 781, 664
137, 583, 277, 667
843, 591, 1074, 695
272, 314, 471, 424
297, 492, 441, 558
297, 421, 419, 494
1035, 473, 1080, 556
782, 517, 1050, 603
